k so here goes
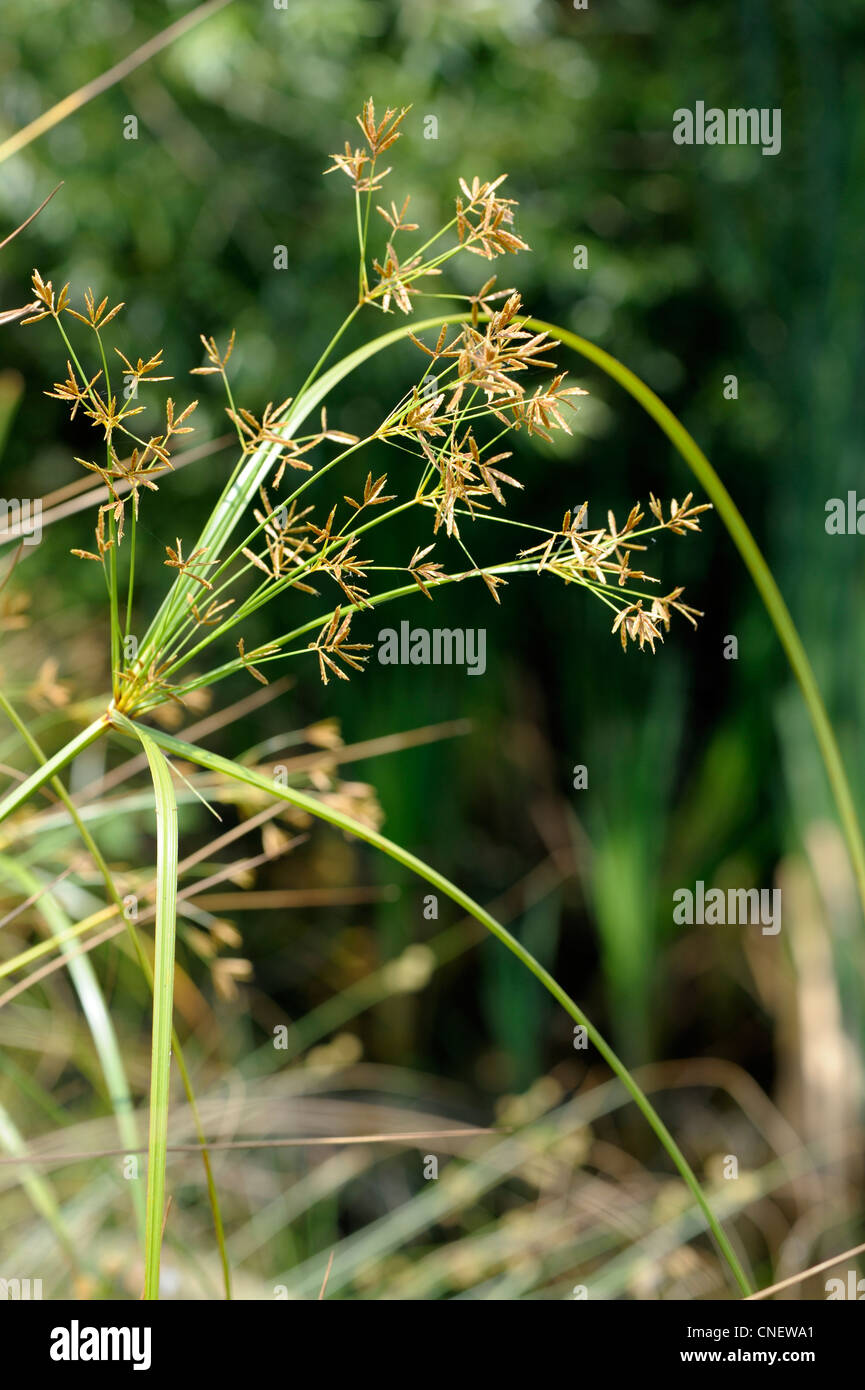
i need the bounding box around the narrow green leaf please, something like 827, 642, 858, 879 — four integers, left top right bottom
0, 855, 145, 1244
0, 715, 109, 828
126, 718, 179, 1301
0, 1101, 79, 1270
118, 716, 752, 1296
520, 315, 865, 930
0, 695, 230, 1294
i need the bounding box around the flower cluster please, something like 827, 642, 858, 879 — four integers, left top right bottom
25, 98, 709, 715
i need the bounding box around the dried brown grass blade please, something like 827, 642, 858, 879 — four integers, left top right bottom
0, 1, 235, 167
0, 436, 233, 548
746, 1239, 865, 1301
0, 183, 63, 252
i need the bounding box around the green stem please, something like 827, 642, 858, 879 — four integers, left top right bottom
0, 698, 232, 1297
0, 692, 145, 1245
117, 716, 753, 1297
126, 506, 137, 640
95, 332, 122, 693
520, 317, 865, 927
128, 719, 179, 1301
0, 713, 109, 825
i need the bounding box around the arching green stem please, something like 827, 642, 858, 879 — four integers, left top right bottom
115, 715, 753, 1297
521, 316, 865, 927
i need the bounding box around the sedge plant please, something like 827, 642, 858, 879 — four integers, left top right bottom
3, 97, 824, 1300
